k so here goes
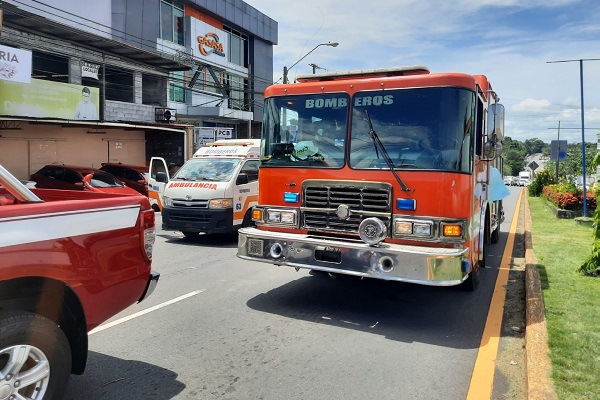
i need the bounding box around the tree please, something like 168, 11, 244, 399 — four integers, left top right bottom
524, 138, 546, 155
502, 137, 527, 176
557, 142, 598, 180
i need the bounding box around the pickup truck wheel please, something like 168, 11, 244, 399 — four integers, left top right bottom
0, 311, 71, 400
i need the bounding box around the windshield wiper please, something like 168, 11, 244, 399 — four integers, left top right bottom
365, 110, 411, 192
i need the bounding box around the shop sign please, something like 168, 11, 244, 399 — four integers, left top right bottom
197, 32, 225, 57
0, 44, 32, 84
81, 61, 100, 80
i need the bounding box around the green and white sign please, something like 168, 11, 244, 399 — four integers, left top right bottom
0, 78, 99, 120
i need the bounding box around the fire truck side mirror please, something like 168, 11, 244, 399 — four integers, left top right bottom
483, 134, 503, 160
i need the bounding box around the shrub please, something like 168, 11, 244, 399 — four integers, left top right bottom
543, 184, 597, 211
579, 204, 600, 276
528, 168, 556, 196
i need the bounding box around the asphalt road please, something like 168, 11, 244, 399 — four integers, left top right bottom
64, 188, 523, 400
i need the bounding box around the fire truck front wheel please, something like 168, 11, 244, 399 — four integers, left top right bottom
462, 262, 481, 291
463, 240, 485, 291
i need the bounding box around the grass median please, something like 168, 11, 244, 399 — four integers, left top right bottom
528, 196, 600, 400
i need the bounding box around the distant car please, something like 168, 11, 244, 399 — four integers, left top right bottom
519, 178, 531, 187
503, 176, 514, 186
30, 165, 140, 195
100, 162, 149, 196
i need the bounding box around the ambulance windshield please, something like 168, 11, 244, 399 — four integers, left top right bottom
261, 93, 349, 167
173, 158, 240, 182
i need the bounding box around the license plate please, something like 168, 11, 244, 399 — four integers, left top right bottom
248, 238, 264, 256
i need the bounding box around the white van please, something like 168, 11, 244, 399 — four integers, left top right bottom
148, 139, 261, 237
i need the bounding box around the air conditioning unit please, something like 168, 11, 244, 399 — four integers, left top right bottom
155, 108, 176, 123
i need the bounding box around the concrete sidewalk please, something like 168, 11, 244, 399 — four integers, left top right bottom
522, 195, 557, 400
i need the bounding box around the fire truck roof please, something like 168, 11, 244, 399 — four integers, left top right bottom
296, 65, 430, 82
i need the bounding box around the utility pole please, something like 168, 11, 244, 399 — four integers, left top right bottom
309, 63, 324, 74
556, 121, 560, 183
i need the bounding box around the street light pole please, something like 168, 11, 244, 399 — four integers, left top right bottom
547, 58, 600, 217
282, 42, 338, 84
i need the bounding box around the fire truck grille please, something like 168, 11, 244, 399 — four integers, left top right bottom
302, 181, 392, 234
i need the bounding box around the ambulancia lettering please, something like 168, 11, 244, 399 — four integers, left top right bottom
168, 182, 218, 190
305, 97, 348, 109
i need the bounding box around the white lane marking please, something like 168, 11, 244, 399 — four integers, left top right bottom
89, 290, 204, 335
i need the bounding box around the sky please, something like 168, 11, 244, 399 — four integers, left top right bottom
243, 0, 600, 144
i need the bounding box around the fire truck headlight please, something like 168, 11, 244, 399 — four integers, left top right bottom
209, 198, 233, 209
267, 210, 281, 223
266, 209, 297, 226
413, 223, 432, 236
395, 221, 412, 235
359, 217, 387, 245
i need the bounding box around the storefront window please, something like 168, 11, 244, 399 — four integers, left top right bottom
105, 66, 134, 103
31, 51, 69, 83
160, 0, 185, 46
226, 74, 247, 110
224, 27, 247, 67
169, 71, 186, 103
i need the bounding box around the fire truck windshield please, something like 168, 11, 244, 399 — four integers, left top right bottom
261, 93, 349, 167
349, 87, 475, 173
261, 87, 474, 173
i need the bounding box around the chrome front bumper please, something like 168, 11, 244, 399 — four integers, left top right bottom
238, 227, 470, 286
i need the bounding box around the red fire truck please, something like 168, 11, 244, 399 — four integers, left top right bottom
237, 66, 504, 290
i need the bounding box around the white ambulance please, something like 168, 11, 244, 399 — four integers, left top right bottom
148, 139, 261, 237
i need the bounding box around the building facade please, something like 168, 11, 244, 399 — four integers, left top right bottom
0, 0, 277, 180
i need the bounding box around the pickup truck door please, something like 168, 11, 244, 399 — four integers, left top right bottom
148, 157, 169, 212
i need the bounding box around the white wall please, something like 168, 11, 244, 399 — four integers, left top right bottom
5, 0, 112, 39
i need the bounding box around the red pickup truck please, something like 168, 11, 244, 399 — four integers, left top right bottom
0, 165, 159, 399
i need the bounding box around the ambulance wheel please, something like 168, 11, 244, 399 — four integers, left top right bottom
182, 231, 199, 238
241, 210, 254, 228
0, 311, 72, 400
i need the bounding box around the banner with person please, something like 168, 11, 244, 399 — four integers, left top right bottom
0, 78, 99, 120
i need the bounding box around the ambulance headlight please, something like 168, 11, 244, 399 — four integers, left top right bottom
209, 198, 233, 209
163, 196, 173, 207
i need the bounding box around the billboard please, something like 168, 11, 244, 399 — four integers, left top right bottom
0, 78, 99, 120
